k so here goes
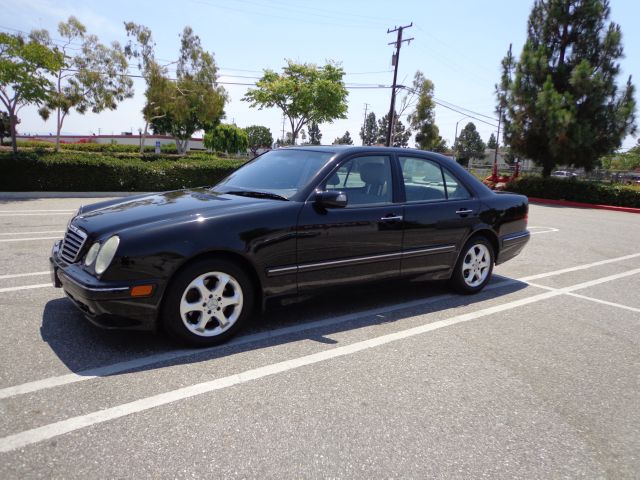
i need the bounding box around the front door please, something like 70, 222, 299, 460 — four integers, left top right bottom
296, 155, 404, 292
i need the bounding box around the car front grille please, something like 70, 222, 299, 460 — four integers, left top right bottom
60, 224, 88, 263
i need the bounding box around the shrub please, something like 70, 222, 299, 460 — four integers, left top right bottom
4, 139, 180, 153
0, 151, 244, 191
507, 176, 640, 208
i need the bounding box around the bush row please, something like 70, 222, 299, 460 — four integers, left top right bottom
507, 176, 640, 208
0, 151, 244, 192
4, 140, 180, 153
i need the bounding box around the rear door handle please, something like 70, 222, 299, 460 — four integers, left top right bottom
380, 215, 403, 222
456, 209, 473, 215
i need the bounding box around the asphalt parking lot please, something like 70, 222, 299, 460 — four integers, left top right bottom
0, 197, 638, 478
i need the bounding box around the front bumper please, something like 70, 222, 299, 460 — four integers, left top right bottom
50, 240, 160, 330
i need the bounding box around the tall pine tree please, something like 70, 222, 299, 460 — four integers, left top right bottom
360, 111, 377, 145
497, 0, 636, 176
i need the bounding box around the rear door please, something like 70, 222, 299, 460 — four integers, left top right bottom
398, 155, 480, 277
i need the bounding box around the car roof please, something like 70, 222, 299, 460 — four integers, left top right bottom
280, 145, 447, 156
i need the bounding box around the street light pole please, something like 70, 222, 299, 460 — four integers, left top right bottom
453, 116, 470, 163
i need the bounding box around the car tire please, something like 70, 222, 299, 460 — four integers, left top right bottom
450, 236, 494, 294
162, 259, 254, 346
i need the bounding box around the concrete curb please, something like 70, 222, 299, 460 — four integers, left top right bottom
528, 197, 640, 214
0, 192, 150, 199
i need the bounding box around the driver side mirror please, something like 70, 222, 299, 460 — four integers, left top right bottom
315, 190, 348, 208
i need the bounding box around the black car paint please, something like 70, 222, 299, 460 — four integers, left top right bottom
50, 146, 529, 330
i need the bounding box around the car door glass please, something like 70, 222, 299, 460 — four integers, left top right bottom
326, 156, 393, 207
399, 157, 446, 202
442, 169, 471, 200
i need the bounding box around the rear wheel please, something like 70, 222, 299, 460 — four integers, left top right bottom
162, 259, 254, 346
450, 237, 494, 294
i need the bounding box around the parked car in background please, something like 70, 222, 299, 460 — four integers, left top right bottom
50, 146, 530, 346
551, 170, 578, 178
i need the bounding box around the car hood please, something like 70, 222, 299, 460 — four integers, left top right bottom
72, 188, 278, 237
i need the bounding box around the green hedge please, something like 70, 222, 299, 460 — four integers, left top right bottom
507, 176, 640, 208
0, 151, 244, 191
5, 140, 179, 154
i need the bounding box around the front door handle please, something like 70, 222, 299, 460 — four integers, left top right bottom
456, 209, 473, 215
380, 215, 403, 222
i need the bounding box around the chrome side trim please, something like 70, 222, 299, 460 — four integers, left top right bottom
402, 245, 456, 258
502, 231, 530, 243
60, 272, 130, 293
266, 244, 457, 277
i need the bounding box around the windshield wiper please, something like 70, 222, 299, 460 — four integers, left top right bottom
225, 190, 289, 201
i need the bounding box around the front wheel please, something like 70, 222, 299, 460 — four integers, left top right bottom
162, 259, 254, 346
450, 237, 494, 294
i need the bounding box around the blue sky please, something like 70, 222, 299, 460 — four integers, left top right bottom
4, 0, 639, 149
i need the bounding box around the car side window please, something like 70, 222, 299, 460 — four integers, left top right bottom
399, 156, 446, 202
325, 156, 393, 207
442, 169, 471, 200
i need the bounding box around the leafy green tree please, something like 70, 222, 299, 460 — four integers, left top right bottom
431, 136, 448, 153
204, 124, 248, 154
333, 130, 353, 145
408, 71, 444, 151
455, 122, 486, 165
0, 32, 62, 153
359, 111, 377, 145
0, 111, 9, 145
36, 17, 133, 151
497, 0, 636, 177
376, 112, 411, 147
137, 26, 226, 154
308, 121, 322, 145
243, 60, 348, 144
487, 133, 498, 149
124, 22, 168, 153
244, 125, 273, 156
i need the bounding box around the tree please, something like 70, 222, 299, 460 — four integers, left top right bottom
131, 25, 227, 154
333, 131, 353, 145
487, 133, 498, 149
0, 111, 9, 145
0, 32, 62, 153
204, 124, 248, 154
408, 71, 444, 151
308, 121, 322, 145
36, 17, 133, 151
244, 125, 273, 156
243, 60, 348, 144
431, 137, 448, 153
497, 0, 636, 177
455, 122, 486, 165
360, 112, 377, 145
376, 112, 411, 147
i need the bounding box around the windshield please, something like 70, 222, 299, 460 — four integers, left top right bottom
214, 149, 333, 199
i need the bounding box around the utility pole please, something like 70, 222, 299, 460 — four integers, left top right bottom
362, 103, 369, 146
492, 111, 502, 179
385, 23, 413, 147
281, 115, 285, 146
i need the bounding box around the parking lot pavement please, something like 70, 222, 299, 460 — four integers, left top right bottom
0, 198, 639, 478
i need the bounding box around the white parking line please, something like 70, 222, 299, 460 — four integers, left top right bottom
0, 237, 61, 243
0, 231, 64, 236
565, 292, 640, 314
520, 252, 640, 282
1, 252, 639, 400
0, 283, 52, 294
0, 271, 50, 280
0, 213, 73, 217
528, 226, 560, 235
0, 210, 75, 213
2, 266, 638, 453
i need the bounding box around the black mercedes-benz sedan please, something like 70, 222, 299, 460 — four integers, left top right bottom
50, 146, 530, 345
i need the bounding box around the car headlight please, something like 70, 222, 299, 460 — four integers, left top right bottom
84, 242, 101, 266
94, 236, 120, 275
